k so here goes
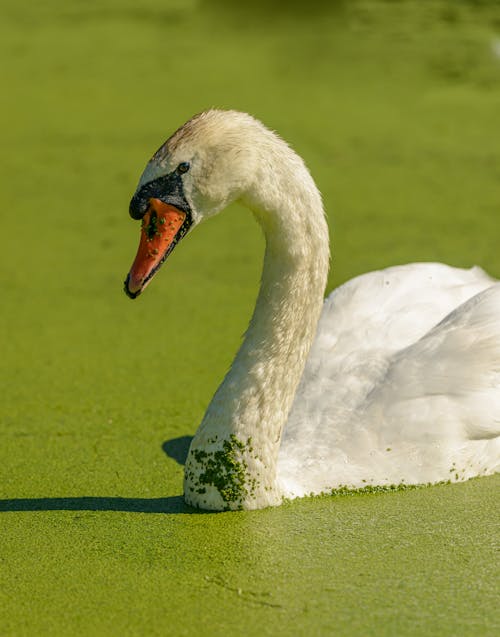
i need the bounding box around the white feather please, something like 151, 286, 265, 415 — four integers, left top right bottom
279, 264, 500, 497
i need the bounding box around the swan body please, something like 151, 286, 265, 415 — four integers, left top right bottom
125, 110, 500, 510
280, 263, 500, 497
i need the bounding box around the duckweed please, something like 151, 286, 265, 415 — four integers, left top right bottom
192, 435, 257, 510
328, 480, 451, 498
142, 211, 162, 241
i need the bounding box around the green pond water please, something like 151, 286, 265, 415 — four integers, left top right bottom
1, 1, 499, 635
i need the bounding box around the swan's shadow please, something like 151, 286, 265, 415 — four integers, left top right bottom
0, 436, 198, 515
0, 495, 191, 514
162, 435, 192, 466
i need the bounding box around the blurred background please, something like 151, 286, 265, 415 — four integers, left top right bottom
1, 2, 499, 634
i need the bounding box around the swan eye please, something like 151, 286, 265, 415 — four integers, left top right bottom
177, 162, 190, 174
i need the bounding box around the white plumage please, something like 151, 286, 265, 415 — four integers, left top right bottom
128, 110, 500, 510
280, 263, 500, 497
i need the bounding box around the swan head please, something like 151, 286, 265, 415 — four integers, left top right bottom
124, 110, 266, 298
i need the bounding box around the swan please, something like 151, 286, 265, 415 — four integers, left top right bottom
124, 109, 500, 511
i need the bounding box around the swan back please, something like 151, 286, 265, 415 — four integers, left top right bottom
278, 263, 500, 497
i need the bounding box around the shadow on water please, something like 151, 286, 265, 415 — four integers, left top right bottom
0, 436, 202, 515
162, 435, 193, 466
0, 496, 194, 514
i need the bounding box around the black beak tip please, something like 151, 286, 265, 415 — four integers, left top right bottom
124, 273, 140, 299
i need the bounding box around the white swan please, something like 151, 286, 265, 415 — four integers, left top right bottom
125, 110, 500, 511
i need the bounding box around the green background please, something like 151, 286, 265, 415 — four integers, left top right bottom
0, 1, 499, 635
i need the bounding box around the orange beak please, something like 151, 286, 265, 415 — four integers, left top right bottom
124, 198, 186, 298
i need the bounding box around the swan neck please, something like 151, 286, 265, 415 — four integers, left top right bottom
185, 141, 330, 510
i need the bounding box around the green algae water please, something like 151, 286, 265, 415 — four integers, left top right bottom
1, 1, 499, 635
